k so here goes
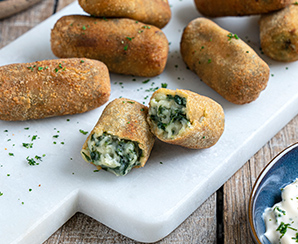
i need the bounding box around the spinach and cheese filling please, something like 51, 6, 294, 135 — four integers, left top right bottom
82, 132, 143, 176
149, 93, 191, 138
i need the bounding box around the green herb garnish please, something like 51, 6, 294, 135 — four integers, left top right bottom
227, 32, 239, 41
22, 143, 33, 149
31, 135, 38, 141
142, 79, 150, 84
79, 129, 88, 135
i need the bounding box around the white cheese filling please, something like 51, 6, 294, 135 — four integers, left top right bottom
149, 93, 191, 139
82, 133, 141, 176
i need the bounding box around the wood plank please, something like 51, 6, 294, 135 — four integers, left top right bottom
0, 0, 42, 20
0, 0, 55, 49
44, 194, 217, 244
223, 114, 298, 243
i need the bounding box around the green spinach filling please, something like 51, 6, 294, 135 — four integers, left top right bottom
149, 94, 190, 138
83, 132, 142, 176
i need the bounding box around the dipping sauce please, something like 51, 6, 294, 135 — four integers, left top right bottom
263, 179, 298, 244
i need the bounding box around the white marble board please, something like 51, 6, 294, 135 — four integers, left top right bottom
1, 0, 298, 243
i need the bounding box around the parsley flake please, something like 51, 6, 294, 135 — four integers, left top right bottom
31, 135, 38, 141
79, 129, 88, 135
227, 32, 239, 41
22, 143, 33, 149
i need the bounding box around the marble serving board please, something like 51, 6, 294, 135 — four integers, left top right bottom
1, 0, 298, 243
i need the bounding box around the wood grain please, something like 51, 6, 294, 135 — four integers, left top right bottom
44, 194, 217, 244
0, 0, 55, 49
223, 115, 298, 244
0, 0, 42, 20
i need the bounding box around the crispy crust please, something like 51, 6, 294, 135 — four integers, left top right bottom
78, 0, 171, 29
51, 15, 169, 77
260, 4, 298, 62
81, 98, 155, 170
0, 58, 110, 121
194, 0, 291, 17
180, 18, 270, 105
147, 88, 225, 149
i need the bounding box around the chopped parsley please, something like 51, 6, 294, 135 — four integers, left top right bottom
161, 83, 168, 88
291, 233, 298, 241
227, 32, 239, 41
0, 192, 3, 196
142, 79, 150, 84
274, 206, 286, 216
22, 143, 33, 149
26, 155, 43, 166
31, 135, 38, 141
8, 153, 14, 156
35, 155, 42, 161
126, 37, 134, 41
79, 129, 88, 135
276, 222, 297, 239
145, 87, 159, 92
26, 157, 38, 166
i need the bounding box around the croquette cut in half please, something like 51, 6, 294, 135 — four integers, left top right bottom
81, 98, 155, 176
0, 58, 110, 121
78, 0, 171, 29
147, 88, 225, 149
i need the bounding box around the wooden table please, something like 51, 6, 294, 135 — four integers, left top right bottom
1, 0, 297, 243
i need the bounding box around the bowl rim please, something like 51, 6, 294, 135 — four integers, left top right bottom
248, 141, 298, 244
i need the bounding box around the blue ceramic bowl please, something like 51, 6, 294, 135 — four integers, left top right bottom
248, 142, 298, 244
